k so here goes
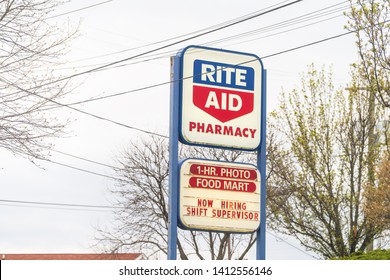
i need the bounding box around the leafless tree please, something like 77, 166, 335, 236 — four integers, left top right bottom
95, 136, 259, 260
0, 0, 77, 160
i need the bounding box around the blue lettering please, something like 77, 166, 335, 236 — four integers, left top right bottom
193, 59, 254, 91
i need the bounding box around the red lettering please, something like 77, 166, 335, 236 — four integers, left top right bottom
223, 125, 233, 136
189, 121, 196, 131
192, 85, 254, 123
215, 124, 222, 134
189, 177, 256, 192
186, 207, 208, 216
190, 164, 257, 180
197, 198, 214, 208
250, 128, 257, 138
205, 124, 213, 133
211, 209, 259, 220
198, 122, 205, 132
187, 122, 257, 139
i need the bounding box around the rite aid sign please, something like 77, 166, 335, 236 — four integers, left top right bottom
178, 46, 264, 150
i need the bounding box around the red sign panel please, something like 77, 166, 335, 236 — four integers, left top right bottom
189, 177, 257, 193
192, 85, 254, 123
190, 164, 258, 180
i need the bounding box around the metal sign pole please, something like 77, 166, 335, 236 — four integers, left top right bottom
167, 55, 180, 260
256, 69, 267, 260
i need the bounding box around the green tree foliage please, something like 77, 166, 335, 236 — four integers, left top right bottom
332, 249, 390, 260
267, 65, 389, 259
346, 0, 390, 108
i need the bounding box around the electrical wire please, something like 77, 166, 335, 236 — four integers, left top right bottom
60, 0, 303, 80
62, 0, 295, 65
186, 1, 352, 50
262, 29, 355, 59
45, 28, 357, 113
267, 230, 321, 259
55, 1, 348, 72
10, 0, 303, 99
46, 0, 114, 19
58, 11, 390, 112
40, 1, 359, 111
50, 149, 121, 170
10, 79, 169, 138
0, 199, 123, 211
41, 158, 126, 182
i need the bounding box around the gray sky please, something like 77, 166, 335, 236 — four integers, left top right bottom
0, 0, 358, 259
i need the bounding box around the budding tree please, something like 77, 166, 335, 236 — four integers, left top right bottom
267, 65, 389, 259
0, 0, 77, 160
346, 0, 390, 107
364, 153, 390, 231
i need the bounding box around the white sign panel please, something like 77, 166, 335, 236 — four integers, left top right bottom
179, 45, 263, 150
179, 159, 260, 233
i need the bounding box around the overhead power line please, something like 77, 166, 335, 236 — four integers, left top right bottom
0, 199, 122, 211
14, 0, 303, 99
267, 230, 321, 260
40, 2, 359, 112
57, 0, 347, 72
58, 0, 303, 80
62, 0, 299, 65
10, 78, 168, 138
47, 28, 357, 112
263, 30, 354, 59
191, 1, 351, 50
41, 158, 126, 182
47, 0, 114, 19
51, 149, 120, 170
55, 15, 390, 113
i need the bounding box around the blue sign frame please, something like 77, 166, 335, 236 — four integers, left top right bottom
177, 45, 264, 151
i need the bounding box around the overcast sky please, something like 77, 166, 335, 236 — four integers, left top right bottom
0, 0, 358, 260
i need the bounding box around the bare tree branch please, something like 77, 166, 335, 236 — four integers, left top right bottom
0, 0, 78, 160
